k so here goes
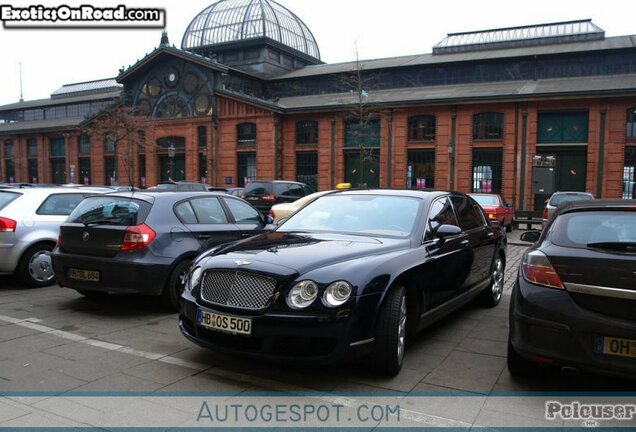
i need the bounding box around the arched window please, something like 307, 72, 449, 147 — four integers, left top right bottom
626, 107, 636, 139
408, 115, 436, 141
237, 123, 256, 146
473, 112, 503, 140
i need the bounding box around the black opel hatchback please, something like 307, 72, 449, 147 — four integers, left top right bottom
509, 200, 636, 379
52, 191, 271, 310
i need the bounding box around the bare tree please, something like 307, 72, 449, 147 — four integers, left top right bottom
337, 45, 381, 188
83, 104, 155, 187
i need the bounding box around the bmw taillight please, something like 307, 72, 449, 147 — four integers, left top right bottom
262, 194, 276, 202
521, 250, 564, 290
121, 224, 156, 251
0, 217, 16, 232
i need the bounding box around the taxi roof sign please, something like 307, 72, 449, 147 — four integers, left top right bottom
336, 183, 352, 190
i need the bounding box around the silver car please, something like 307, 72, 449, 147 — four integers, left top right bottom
0, 188, 102, 287
543, 191, 594, 227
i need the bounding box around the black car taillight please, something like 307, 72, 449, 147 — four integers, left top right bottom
262, 194, 276, 202
521, 250, 564, 290
121, 224, 155, 251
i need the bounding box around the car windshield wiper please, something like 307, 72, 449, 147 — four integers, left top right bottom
587, 241, 636, 251
80, 218, 123, 226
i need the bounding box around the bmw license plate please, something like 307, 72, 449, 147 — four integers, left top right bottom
197, 310, 252, 335
68, 268, 100, 282
595, 335, 636, 359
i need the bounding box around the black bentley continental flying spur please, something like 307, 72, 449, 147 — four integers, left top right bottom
179, 190, 507, 375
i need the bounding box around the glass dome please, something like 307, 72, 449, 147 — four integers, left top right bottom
182, 0, 320, 60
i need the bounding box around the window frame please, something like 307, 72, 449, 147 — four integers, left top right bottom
472, 112, 504, 141
237, 123, 256, 146
407, 115, 436, 142
296, 120, 318, 145
626, 107, 636, 140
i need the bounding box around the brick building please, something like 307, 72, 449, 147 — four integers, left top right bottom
1, 0, 636, 212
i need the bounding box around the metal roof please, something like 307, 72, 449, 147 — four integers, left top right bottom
0, 90, 122, 112
182, 0, 320, 60
0, 116, 86, 134
276, 74, 636, 111
272, 35, 636, 80
433, 19, 605, 54
50, 78, 122, 99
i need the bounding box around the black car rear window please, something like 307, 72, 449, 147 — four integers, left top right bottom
549, 193, 593, 206
244, 182, 272, 195
551, 210, 636, 248
68, 197, 152, 226
0, 191, 20, 211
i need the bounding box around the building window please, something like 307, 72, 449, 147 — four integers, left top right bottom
344, 119, 380, 148
626, 107, 636, 139
408, 115, 436, 141
198, 126, 207, 148
27, 138, 38, 157
78, 134, 90, 154
3, 139, 14, 182
538, 112, 588, 143
49, 137, 66, 184
103, 133, 116, 153
79, 158, 91, 185
4, 139, 14, 158
27, 159, 38, 183
104, 156, 116, 186
407, 149, 435, 189
624, 147, 636, 199
296, 121, 318, 145
296, 151, 318, 192
237, 152, 256, 187
473, 112, 504, 140
139, 154, 147, 187
237, 123, 256, 146
199, 152, 207, 183
472, 149, 502, 193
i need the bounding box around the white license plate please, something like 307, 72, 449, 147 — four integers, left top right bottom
68, 268, 100, 282
197, 310, 252, 335
595, 336, 636, 359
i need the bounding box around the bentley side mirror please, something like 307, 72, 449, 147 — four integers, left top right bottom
520, 230, 541, 243
434, 224, 462, 240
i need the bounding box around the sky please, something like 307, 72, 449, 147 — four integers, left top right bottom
1, 0, 635, 106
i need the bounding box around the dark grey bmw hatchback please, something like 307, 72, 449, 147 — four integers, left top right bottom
508, 199, 636, 379
52, 191, 271, 310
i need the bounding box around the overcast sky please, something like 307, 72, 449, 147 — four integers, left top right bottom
1, 0, 634, 106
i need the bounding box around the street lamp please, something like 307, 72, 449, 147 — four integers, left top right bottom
168, 143, 175, 181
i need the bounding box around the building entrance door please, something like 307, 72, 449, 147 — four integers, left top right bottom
344, 150, 379, 188
534, 147, 587, 212
159, 155, 186, 182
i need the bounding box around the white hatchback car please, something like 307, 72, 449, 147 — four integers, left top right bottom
0, 187, 103, 287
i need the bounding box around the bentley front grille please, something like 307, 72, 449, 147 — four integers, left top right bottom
200, 270, 276, 310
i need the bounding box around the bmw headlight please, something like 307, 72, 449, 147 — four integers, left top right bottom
286, 280, 318, 309
322, 281, 352, 307
185, 267, 202, 293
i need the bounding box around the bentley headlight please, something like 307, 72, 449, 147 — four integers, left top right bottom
322, 281, 352, 307
185, 267, 202, 293
286, 280, 318, 309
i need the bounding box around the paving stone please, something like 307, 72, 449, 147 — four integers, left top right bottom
422, 351, 506, 394
0, 323, 42, 341
0, 369, 87, 392
400, 393, 487, 425
0, 397, 32, 423
160, 373, 248, 393
124, 360, 199, 385
0, 334, 67, 359
57, 351, 152, 382
456, 337, 507, 357
44, 341, 112, 361
347, 366, 429, 393
0, 352, 71, 381
71, 373, 164, 392
472, 407, 561, 428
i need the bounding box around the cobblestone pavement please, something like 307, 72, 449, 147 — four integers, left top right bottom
0, 243, 633, 428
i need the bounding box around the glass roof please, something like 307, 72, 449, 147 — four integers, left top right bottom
434, 19, 604, 54
181, 0, 320, 60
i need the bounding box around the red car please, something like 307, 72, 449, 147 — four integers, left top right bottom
469, 193, 514, 232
